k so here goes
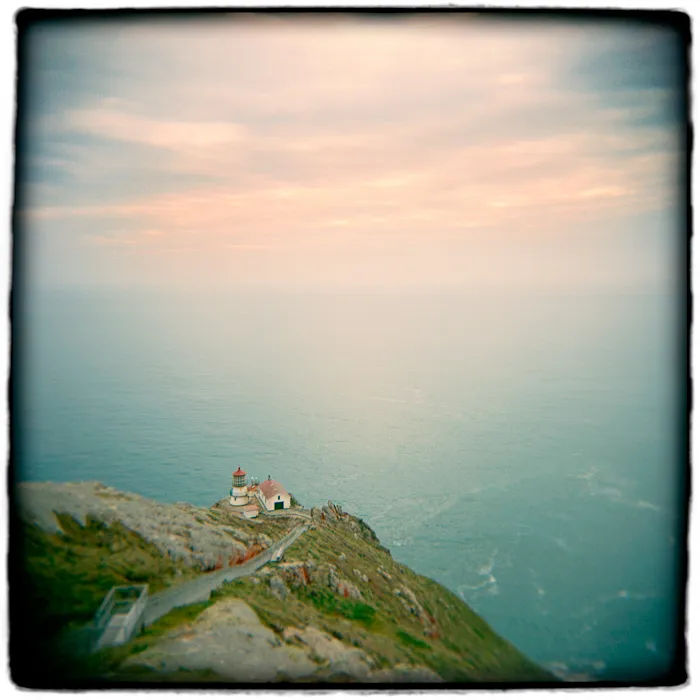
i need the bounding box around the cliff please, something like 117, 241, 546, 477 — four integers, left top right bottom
12, 481, 556, 687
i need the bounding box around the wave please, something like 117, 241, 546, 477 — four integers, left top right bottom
635, 500, 661, 512
459, 549, 500, 599
477, 548, 498, 577
610, 589, 659, 602
551, 536, 571, 552
545, 659, 606, 682
527, 568, 546, 599
576, 466, 600, 481
458, 576, 499, 599
581, 474, 664, 514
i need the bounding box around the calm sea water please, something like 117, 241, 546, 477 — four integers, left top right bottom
15, 287, 685, 681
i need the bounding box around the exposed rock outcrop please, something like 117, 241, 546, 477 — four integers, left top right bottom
123, 598, 440, 683
17, 480, 555, 686
123, 599, 316, 682
281, 625, 374, 679
269, 575, 289, 601
394, 584, 439, 638
328, 564, 363, 600
276, 560, 315, 588
353, 568, 369, 583
16, 481, 273, 571
377, 566, 393, 582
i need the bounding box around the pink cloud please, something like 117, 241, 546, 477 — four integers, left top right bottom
21, 15, 682, 292
64, 102, 247, 150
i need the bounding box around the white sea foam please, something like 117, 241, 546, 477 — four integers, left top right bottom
594, 485, 623, 499
478, 549, 498, 576
459, 551, 500, 598
552, 536, 570, 552
544, 661, 601, 682
601, 589, 658, 604
577, 466, 599, 481
635, 500, 661, 512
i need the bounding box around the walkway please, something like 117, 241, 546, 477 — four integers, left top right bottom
142, 522, 309, 626
214, 498, 313, 522
58, 522, 310, 658
258, 509, 313, 522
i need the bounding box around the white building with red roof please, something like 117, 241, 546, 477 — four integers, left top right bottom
255, 478, 291, 512
242, 503, 259, 519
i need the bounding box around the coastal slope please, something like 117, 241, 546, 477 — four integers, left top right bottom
13, 481, 555, 686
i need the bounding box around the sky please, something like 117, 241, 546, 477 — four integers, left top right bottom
16, 12, 687, 292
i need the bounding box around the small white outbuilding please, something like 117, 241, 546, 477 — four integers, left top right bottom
256, 479, 291, 511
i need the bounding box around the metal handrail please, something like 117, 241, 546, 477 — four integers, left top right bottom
93, 585, 148, 631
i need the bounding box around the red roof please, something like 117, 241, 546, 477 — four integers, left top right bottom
233, 467, 246, 477
257, 479, 290, 500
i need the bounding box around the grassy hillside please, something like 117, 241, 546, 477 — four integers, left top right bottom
12, 488, 555, 686
236, 507, 552, 683
13, 504, 297, 685
17, 508, 293, 638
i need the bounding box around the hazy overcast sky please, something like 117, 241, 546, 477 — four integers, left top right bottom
18, 13, 686, 292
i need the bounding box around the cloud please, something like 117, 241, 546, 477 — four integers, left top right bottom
18, 14, 685, 289
64, 101, 248, 150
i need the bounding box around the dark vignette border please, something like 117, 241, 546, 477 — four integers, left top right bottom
8, 4, 692, 691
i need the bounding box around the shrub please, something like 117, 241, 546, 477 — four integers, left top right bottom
396, 630, 431, 650
301, 588, 376, 627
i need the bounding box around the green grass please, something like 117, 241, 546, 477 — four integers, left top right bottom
16, 500, 555, 686
14, 503, 299, 686
299, 588, 377, 627
396, 630, 431, 650
42, 601, 216, 684
270, 515, 555, 683
19, 515, 197, 641
139, 601, 213, 641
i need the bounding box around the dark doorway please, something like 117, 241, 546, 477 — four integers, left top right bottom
274, 501, 284, 510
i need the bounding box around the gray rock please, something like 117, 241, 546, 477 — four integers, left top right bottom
124, 601, 404, 684
328, 565, 362, 600
277, 561, 312, 588
281, 626, 373, 680
269, 575, 289, 601
369, 664, 443, 683
353, 568, 369, 583
395, 584, 425, 617
15, 481, 273, 571
377, 566, 393, 581
123, 599, 316, 682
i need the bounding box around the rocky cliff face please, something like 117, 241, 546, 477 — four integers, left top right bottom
13, 482, 556, 687
16, 481, 279, 571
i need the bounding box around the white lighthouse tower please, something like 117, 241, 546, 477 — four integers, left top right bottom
230, 466, 249, 506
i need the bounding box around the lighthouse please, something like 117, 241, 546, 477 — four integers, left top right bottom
230, 466, 249, 506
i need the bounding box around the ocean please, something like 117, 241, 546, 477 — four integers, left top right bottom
15, 287, 685, 681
